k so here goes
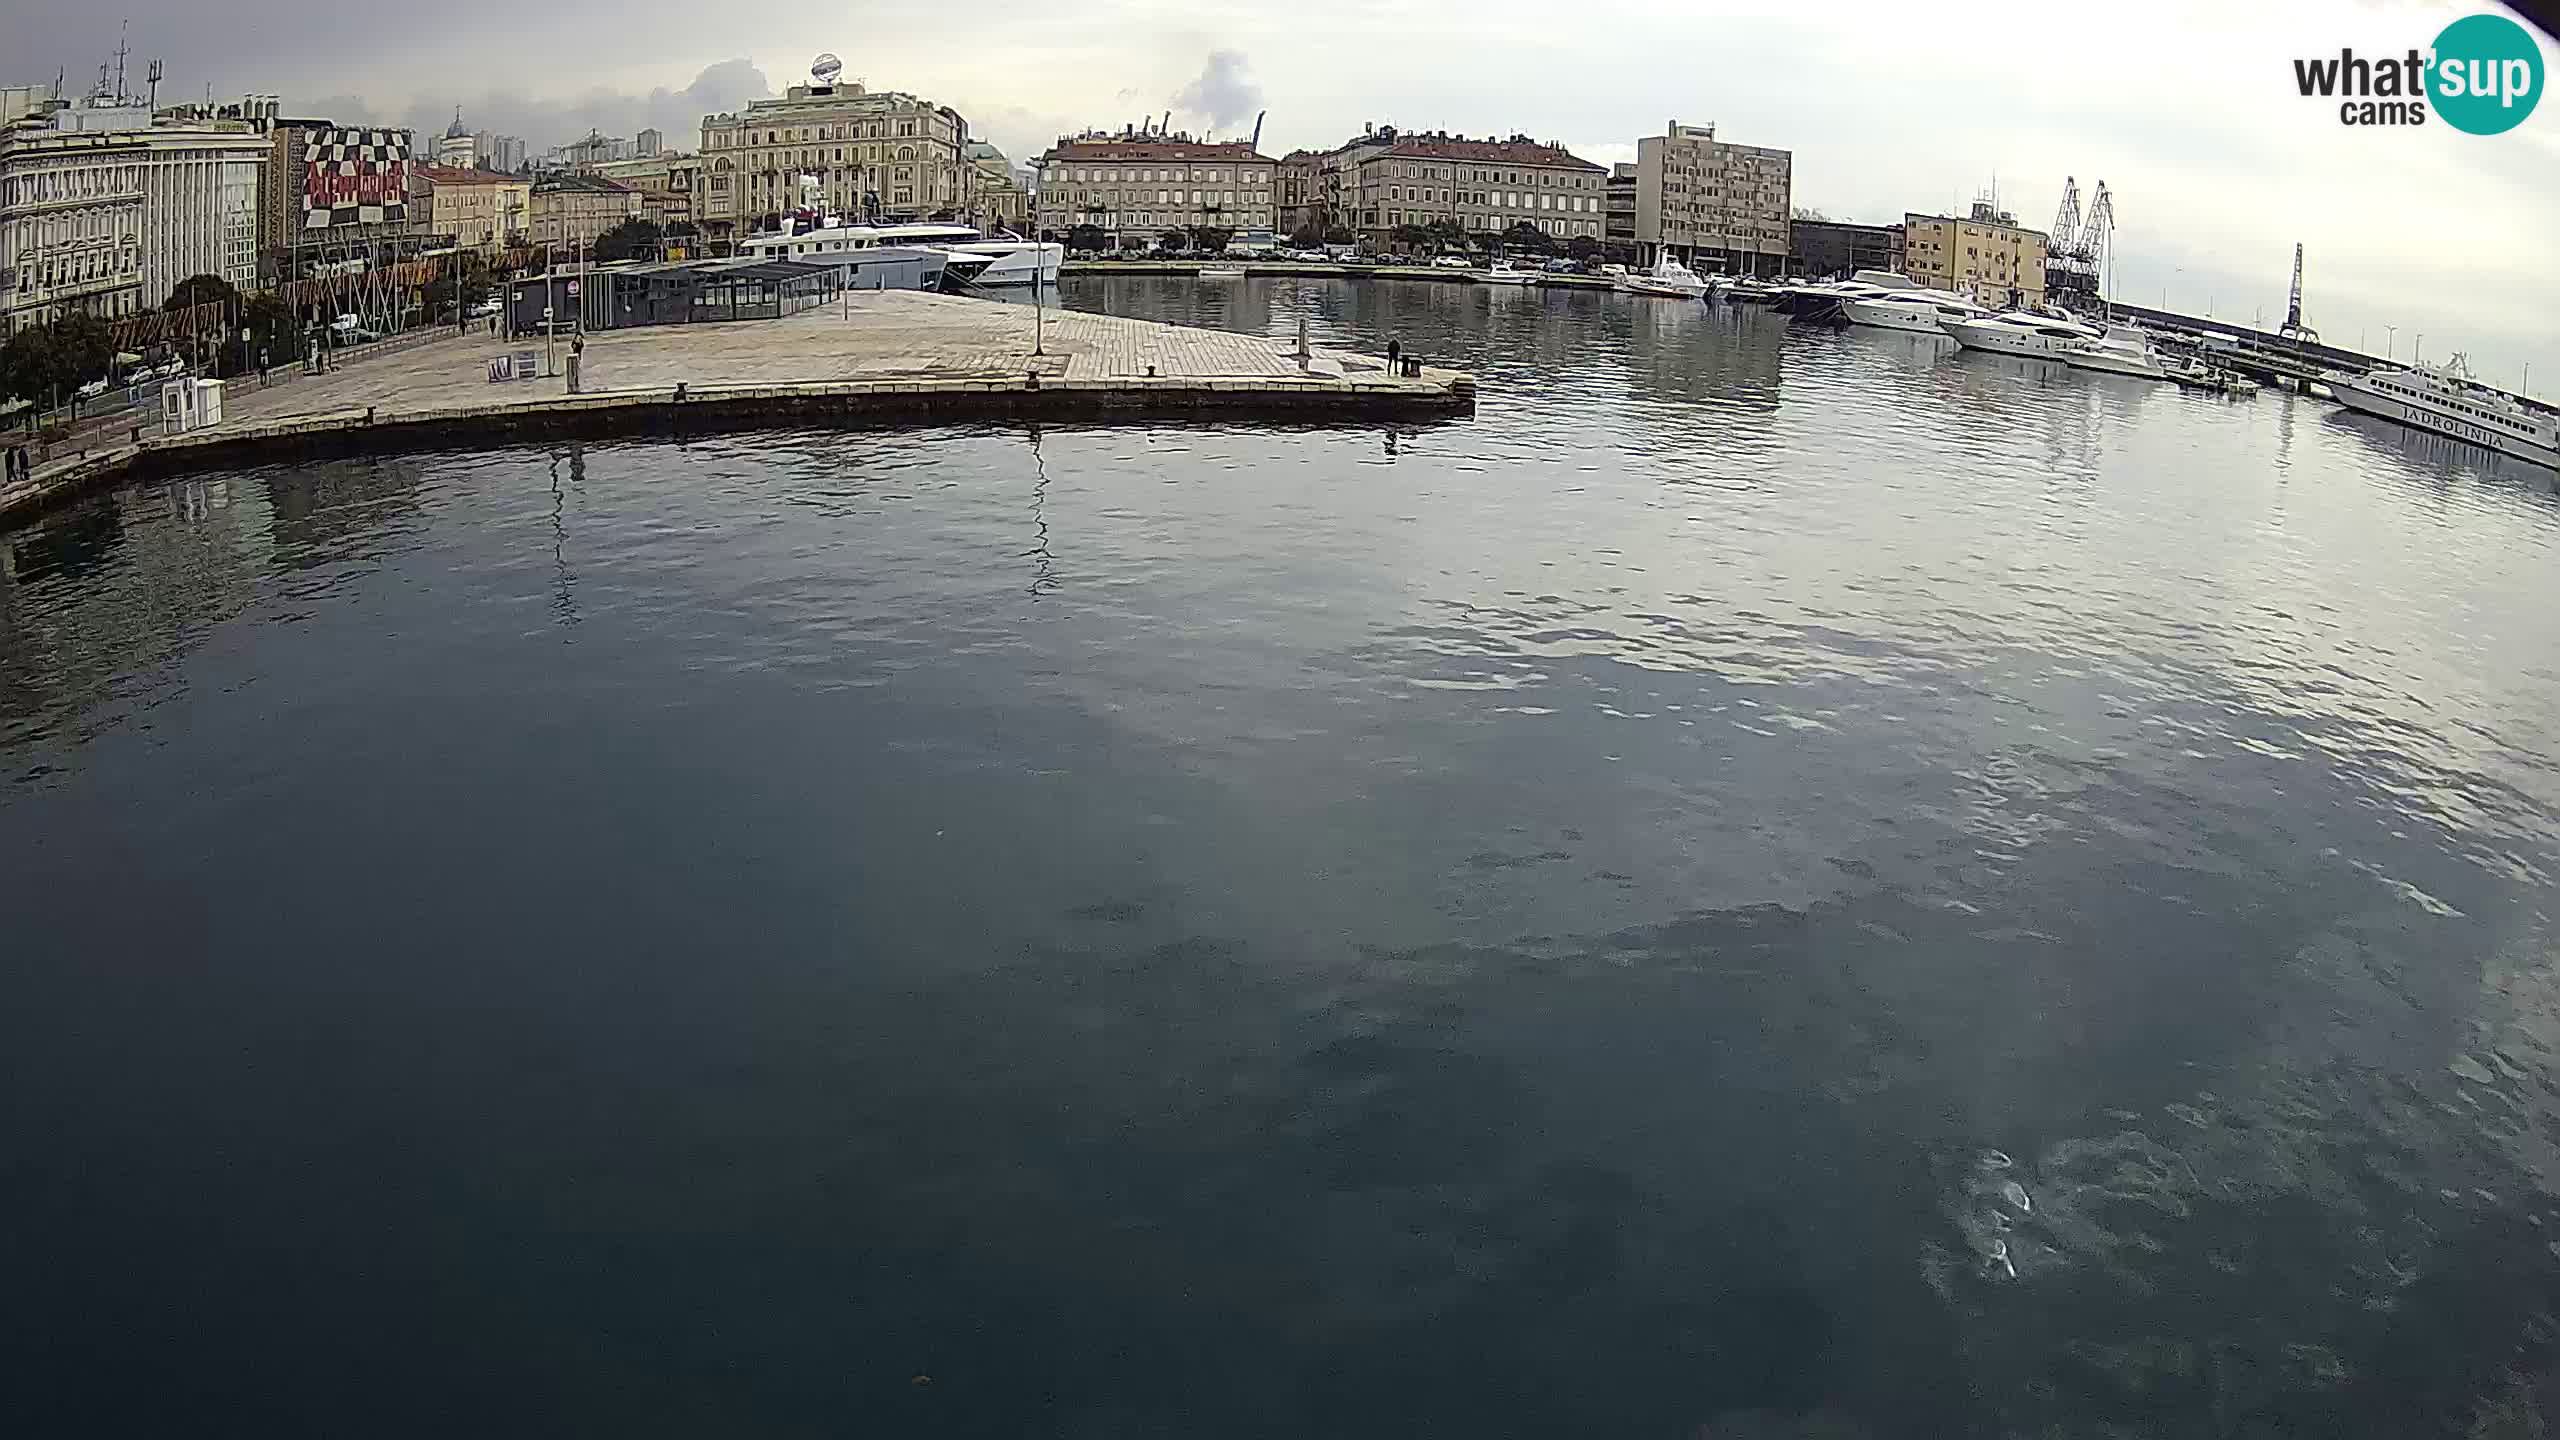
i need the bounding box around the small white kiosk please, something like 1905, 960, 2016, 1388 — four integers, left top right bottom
160, 377, 226, 435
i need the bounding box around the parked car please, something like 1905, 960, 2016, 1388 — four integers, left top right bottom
1430, 254, 1473, 270
153, 359, 187, 379
469, 298, 503, 317
75, 377, 109, 400
1543, 258, 1580, 273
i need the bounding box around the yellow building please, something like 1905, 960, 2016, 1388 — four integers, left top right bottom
1903, 203, 2049, 308
416, 164, 529, 254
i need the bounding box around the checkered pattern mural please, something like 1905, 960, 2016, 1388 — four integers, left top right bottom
301, 128, 412, 231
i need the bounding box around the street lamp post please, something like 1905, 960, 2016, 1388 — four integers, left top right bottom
2385, 324, 2397, 361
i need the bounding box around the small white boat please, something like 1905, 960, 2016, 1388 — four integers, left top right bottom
1621, 255, 1711, 299
1942, 310, 2104, 357
2327, 355, 2560, 470
2059, 323, 2172, 380
1844, 290, 1991, 335
2162, 354, 2258, 396
1195, 264, 1247, 279
1480, 259, 1538, 286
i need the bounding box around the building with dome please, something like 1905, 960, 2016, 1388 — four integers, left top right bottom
436, 109, 476, 168
693, 56, 974, 249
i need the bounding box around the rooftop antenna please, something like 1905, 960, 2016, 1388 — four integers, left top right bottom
112, 21, 130, 103
146, 58, 162, 111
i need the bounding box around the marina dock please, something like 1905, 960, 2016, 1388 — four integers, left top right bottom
0, 291, 1475, 522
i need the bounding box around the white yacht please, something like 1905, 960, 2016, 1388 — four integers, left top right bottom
737, 221, 1064, 286
1843, 290, 1993, 335
1480, 258, 1538, 286
1621, 255, 1711, 299
2327, 356, 2560, 471
2058, 323, 2172, 380
1942, 310, 2104, 357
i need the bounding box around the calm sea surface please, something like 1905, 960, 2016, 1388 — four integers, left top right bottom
6, 277, 2560, 1436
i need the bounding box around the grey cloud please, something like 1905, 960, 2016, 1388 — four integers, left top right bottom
1170, 50, 1263, 137
307, 60, 772, 155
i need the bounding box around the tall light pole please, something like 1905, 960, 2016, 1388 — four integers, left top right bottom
2385, 324, 2396, 361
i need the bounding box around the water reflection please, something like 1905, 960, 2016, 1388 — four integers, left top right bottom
4, 279, 2560, 1436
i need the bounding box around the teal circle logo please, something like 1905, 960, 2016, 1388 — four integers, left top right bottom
2428, 13, 2544, 134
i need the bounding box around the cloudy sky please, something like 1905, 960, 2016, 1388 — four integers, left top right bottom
11, 0, 2555, 385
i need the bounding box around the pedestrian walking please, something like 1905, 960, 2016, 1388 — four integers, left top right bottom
1386, 338, 1401, 368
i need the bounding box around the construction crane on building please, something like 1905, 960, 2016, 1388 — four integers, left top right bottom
2278, 244, 2318, 346
1250, 110, 1265, 153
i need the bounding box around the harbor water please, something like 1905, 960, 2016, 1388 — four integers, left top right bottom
5, 277, 2559, 1436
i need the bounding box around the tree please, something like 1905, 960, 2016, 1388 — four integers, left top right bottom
1117, 233, 1150, 254
1791, 206, 1830, 223
1565, 235, 1605, 262
0, 326, 54, 411
590, 219, 665, 263
1424, 218, 1467, 249
1067, 224, 1107, 254
1323, 223, 1353, 245
425, 252, 494, 318
164, 273, 241, 313
48, 312, 113, 387
1289, 223, 1324, 249
1501, 222, 1554, 256
1188, 226, 1233, 256
239, 293, 303, 368
1157, 228, 1188, 253
1390, 223, 1430, 253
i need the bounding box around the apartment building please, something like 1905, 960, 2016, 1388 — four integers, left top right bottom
1032, 134, 1277, 238
1350, 132, 1605, 247
1903, 202, 2048, 307
696, 65, 972, 244
529, 173, 638, 253
1633, 120, 1792, 276
416, 164, 529, 253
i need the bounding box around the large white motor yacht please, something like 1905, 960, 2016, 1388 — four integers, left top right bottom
2327, 356, 2560, 471
2058, 323, 2172, 380
1620, 255, 1711, 299
1942, 310, 2104, 357
1843, 290, 1992, 335
737, 221, 1064, 286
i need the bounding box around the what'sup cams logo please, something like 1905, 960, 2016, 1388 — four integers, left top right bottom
2293, 11, 2546, 132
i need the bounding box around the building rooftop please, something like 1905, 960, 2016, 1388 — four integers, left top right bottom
414, 163, 520, 184
533, 173, 632, 194
1041, 137, 1271, 162
1369, 133, 1601, 170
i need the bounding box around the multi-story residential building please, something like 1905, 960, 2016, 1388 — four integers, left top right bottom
415, 163, 529, 253
1031, 132, 1277, 240
1633, 119, 1792, 276
695, 64, 972, 246
1276, 150, 1321, 234
1605, 162, 1637, 260
0, 93, 266, 332
475, 132, 526, 173
561, 130, 630, 169
583, 154, 693, 229
529, 173, 637, 253
1348, 132, 1605, 248
1903, 201, 2047, 307
1787, 218, 1902, 278
636, 128, 663, 158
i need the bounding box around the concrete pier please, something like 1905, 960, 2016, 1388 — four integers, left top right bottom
0, 291, 1474, 523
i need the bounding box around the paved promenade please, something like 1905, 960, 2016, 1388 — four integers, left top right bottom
0, 291, 1472, 521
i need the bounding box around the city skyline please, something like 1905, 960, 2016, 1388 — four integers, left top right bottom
11, 0, 2555, 384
